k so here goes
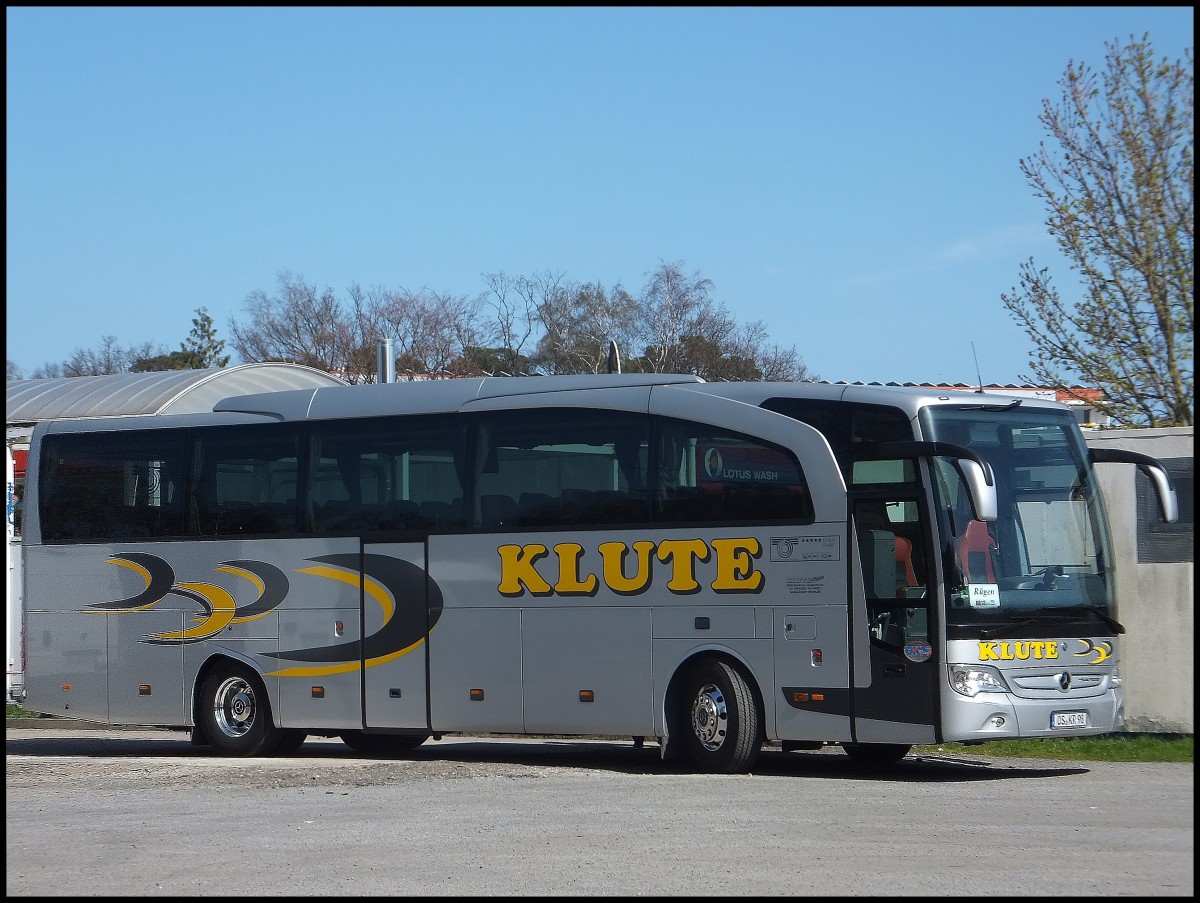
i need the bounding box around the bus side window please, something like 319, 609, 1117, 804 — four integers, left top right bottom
308, 414, 466, 535
655, 418, 813, 525
475, 408, 653, 529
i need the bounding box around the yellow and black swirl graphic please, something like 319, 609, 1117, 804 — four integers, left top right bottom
1073, 638, 1113, 665
90, 552, 441, 674
263, 553, 443, 677
91, 552, 176, 611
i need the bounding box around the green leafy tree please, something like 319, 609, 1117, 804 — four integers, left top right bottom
182, 307, 231, 368
129, 308, 230, 372
130, 350, 201, 372
1002, 34, 1193, 427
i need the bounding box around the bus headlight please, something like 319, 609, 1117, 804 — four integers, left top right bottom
949, 664, 1011, 697
1110, 665, 1122, 689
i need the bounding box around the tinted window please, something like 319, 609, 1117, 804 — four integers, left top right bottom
761, 398, 911, 481
311, 414, 467, 532
39, 431, 188, 542
475, 408, 652, 528
655, 417, 813, 524
192, 423, 301, 536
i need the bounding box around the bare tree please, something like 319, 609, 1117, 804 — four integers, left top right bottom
481, 271, 542, 373
1002, 34, 1193, 427
60, 336, 165, 377
757, 341, 810, 382
226, 263, 812, 384
531, 279, 642, 374
374, 288, 485, 377
638, 261, 716, 374
342, 283, 389, 384
504, 271, 574, 375
230, 271, 351, 373
629, 260, 814, 381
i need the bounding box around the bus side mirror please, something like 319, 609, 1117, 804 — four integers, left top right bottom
875, 440, 998, 523
1090, 447, 1179, 523
955, 458, 997, 523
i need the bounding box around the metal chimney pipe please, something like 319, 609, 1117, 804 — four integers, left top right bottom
376, 338, 395, 384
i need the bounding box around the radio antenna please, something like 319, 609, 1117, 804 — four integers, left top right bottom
971, 341, 985, 393
606, 339, 621, 374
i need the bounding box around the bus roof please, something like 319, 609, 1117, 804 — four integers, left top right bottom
212, 373, 706, 420
33, 374, 1075, 434
211, 374, 1074, 423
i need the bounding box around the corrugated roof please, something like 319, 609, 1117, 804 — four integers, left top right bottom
6, 363, 347, 425
820, 381, 1102, 404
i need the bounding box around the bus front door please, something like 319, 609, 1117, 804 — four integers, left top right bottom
850, 496, 938, 744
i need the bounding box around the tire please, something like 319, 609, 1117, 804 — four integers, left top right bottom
271, 729, 308, 755
197, 662, 280, 757
840, 742, 912, 766
782, 740, 824, 752
339, 731, 429, 756
680, 659, 762, 774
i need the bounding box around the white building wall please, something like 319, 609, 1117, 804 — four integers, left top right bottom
1087, 427, 1193, 734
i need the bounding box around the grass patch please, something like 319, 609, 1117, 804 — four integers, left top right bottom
7, 702, 47, 719
915, 734, 1192, 763
6, 702, 66, 721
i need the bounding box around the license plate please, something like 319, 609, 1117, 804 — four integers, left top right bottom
1051, 711, 1088, 729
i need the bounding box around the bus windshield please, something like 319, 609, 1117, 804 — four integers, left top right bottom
919, 405, 1117, 631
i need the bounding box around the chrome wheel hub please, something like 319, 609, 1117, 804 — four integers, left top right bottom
691, 683, 728, 751
213, 677, 256, 738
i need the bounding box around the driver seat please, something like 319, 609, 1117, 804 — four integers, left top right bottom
894, 535, 918, 593
957, 520, 998, 584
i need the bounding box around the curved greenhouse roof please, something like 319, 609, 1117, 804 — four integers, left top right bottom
6, 363, 347, 428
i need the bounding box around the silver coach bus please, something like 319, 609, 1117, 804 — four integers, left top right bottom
15, 374, 1177, 773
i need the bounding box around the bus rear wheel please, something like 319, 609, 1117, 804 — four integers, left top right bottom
339, 731, 429, 756
271, 729, 308, 755
840, 742, 911, 766
198, 662, 280, 757
680, 659, 761, 774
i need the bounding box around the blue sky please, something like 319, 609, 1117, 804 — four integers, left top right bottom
6, 7, 1194, 384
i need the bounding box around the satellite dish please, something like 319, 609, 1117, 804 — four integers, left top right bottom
606, 340, 621, 374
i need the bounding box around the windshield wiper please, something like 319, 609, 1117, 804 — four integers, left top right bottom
1076, 605, 1125, 634
979, 606, 1125, 640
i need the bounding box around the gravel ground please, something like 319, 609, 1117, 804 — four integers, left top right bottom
7, 725, 1194, 897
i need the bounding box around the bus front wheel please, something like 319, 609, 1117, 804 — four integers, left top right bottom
680, 659, 761, 774
198, 662, 280, 757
